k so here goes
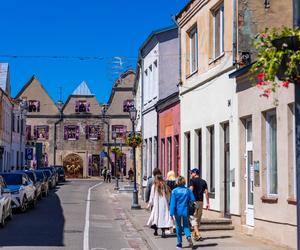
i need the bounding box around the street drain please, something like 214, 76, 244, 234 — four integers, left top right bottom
64, 230, 83, 234
114, 218, 125, 221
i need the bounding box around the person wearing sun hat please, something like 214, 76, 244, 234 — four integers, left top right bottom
189, 168, 209, 241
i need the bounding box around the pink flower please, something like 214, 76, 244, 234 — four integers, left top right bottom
282, 81, 289, 88
257, 73, 265, 82
262, 89, 271, 98
260, 33, 268, 39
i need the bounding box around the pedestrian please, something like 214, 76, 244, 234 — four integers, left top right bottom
170, 176, 195, 249
166, 170, 177, 191
145, 168, 162, 203
106, 169, 111, 183
102, 167, 107, 182
189, 168, 209, 241
128, 168, 134, 181
147, 175, 173, 238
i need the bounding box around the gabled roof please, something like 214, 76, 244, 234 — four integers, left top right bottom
0, 63, 9, 94
72, 81, 94, 96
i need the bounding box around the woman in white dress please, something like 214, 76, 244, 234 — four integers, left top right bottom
147, 175, 173, 238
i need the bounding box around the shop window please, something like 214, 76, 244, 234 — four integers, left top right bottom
64, 125, 80, 141
34, 125, 49, 140
86, 125, 101, 140
75, 100, 90, 113
26, 125, 32, 140
207, 126, 215, 193
28, 100, 40, 112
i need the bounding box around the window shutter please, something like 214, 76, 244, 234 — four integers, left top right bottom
45, 126, 49, 140
75, 101, 79, 113
33, 126, 37, 140
64, 126, 68, 140
76, 126, 80, 140
86, 125, 89, 139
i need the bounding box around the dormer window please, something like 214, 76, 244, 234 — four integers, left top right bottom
75, 100, 90, 113
86, 125, 101, 140
64, 125, 80, 141
28, 100, 40, 112
123, 100, 134, 112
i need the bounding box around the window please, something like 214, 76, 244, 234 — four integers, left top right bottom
86, 125, 101, 140
208, 126, 215, 193
161, 139, 165, 170
196, 130, 202, 176
167, 137, 172, 171
123, 100, 134, 112
149, 138, 153, 173
213, 3, 224, 58
144, 69, 148, 103
28, 100, 40, 112
188, 27, 198, 73
34, 125, 49, 140
112, 125, 127, 139
17, 116, 20, 133
12, 115, 15, 132
266, 111, 278, 195
75, 100, 90, 113
174, 135, 180, 176
64, 125, 80, 141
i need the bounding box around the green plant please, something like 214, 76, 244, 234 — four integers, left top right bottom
126, 133, 142, 147
251, 27, 300, 98
111, 147, 122, 157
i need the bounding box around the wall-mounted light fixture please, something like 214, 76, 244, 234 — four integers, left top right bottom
264, 0, 270, 9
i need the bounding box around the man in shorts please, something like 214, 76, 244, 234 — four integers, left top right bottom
189, 168, 209, 241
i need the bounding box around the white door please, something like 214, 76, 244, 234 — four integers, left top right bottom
245, 119, 254, 226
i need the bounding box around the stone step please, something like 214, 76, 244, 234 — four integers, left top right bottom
200, 224, 235, 231
201, 218, 232, 225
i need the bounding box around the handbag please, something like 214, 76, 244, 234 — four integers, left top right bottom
189, 201, 195, 216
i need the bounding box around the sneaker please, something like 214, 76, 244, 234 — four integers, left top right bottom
176, 243, 182, 248
187, 237, 193, 248
153, 231, 158, 236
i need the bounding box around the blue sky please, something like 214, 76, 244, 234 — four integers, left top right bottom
0, 0, 187, 103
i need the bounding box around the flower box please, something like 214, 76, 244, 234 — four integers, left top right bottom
272, 36, 300, 51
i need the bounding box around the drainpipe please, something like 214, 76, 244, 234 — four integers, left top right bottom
232, 0, 237, 66
293, 0, 300, 249
172, 16, 182, 85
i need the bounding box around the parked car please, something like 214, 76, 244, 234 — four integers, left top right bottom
34, 170, 49, 197
0, 176, 12, 227
40, 169, 54, 190
21, 170, 42, 200
38, 167, 57, 188
1, 173, 36, 212
53, 166, 65, 182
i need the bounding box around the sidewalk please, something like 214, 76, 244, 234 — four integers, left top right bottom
107, 181, 291, 250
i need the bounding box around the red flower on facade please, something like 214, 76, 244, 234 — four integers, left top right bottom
282, 81, 289, 88
262, 88, 271, 98
257, 73, 265, 82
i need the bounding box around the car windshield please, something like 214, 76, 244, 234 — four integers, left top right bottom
57, 168, 64, 174
25, 172, 36, 183
2, 174, 22, 185
35, 172, 44, 181
43, 170, 51, 178
39, 168, 53, 174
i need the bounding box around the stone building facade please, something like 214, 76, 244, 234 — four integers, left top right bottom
16, 76, 104, 178
105, 70, 135, 178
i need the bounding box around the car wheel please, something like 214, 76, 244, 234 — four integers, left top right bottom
0, 209, 5, 228
7, 205, 12, 221
20, 197, 28, 213
31, 196, 37, 209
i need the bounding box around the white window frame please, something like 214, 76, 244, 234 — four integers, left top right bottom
292, 105, 296, 198
189, 27, 198, 74
213, 3, 224, 59
266, 110, 278, 196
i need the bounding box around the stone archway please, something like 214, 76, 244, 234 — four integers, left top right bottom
63, 153, 84, 178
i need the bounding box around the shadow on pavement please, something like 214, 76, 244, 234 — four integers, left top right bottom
192, 243, 218, 249
203, 235, 232, 240
0, 187, 65, 247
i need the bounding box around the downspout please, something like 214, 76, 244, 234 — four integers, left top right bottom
172, 16, 182, 85
140, 57, 145, 179
53, 111, 63, 165
232, 0, 237, 66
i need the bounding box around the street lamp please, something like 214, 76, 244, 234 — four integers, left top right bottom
54, 100, 64, 165
19, 98, 28, 170
129, 106, 141, 209
112, 130, 119, 190
101, 104, 110, 172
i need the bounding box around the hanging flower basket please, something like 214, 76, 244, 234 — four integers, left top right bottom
126, 133, 142, 147
251, 27, 300, 98
111, 147, 123, 157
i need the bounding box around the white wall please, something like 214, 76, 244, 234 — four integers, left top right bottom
180, 66, 240, 215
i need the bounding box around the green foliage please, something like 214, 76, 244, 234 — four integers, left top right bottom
126, 133, 142, 147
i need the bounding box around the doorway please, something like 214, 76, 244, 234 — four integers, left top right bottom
245, 119, 254, 226
224, 123, 230, 217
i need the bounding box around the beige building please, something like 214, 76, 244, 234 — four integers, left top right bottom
16, 76, 104, 178
176, 0, 295, 248
105, 70, 135, 178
